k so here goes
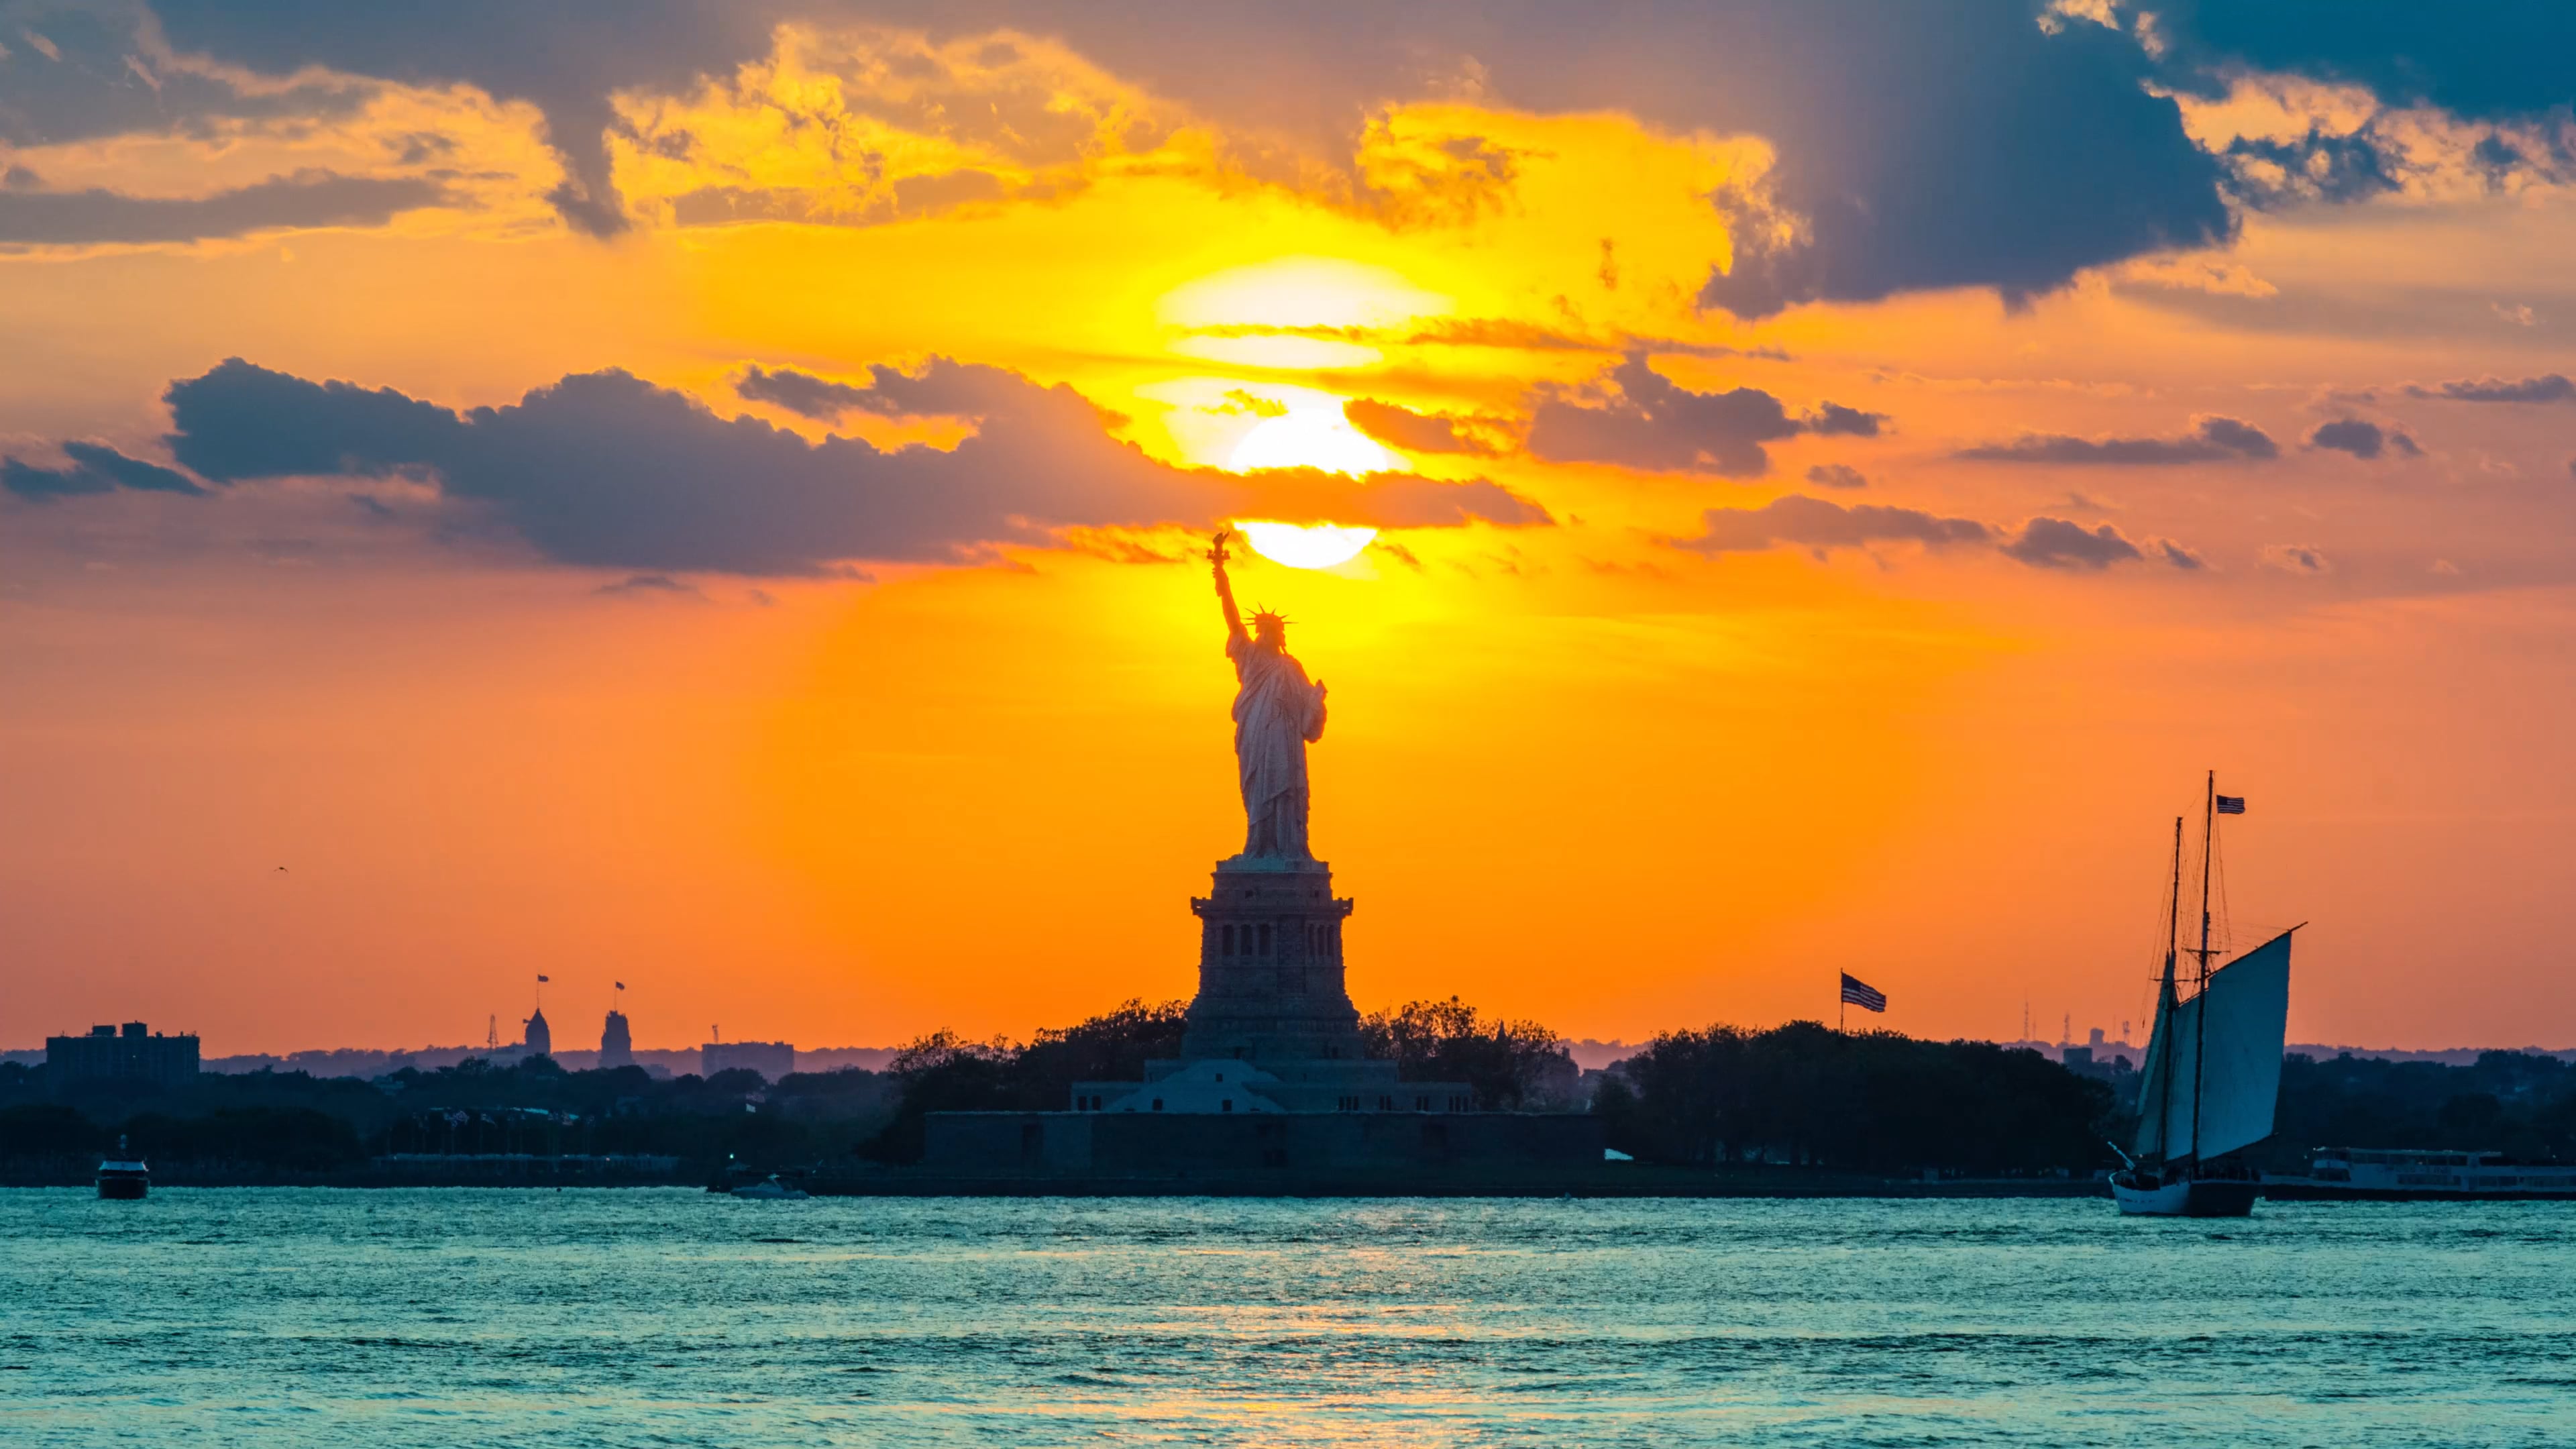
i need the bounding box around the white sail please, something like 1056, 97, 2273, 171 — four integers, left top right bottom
2133, 977, 2180, 1160
2132, 932, 2294, 1163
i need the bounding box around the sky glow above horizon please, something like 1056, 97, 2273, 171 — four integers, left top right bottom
7, 2, 2576, 1056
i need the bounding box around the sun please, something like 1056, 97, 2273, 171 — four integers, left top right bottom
1235, 521, 1378, 570
1226, 409, 1396, 476
1159, 256, 1450, 330
1211, 396, 1389, 569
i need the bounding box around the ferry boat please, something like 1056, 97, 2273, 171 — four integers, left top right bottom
97, 1136, 150, 1200
2109, 773, 2298, 1218
729, 1173, 809, 1200
2265, 1148, 2576, 1201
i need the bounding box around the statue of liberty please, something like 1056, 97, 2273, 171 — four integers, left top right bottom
1210, 529, 1328, 861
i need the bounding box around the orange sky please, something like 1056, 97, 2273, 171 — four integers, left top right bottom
7, 7, 2576, 1055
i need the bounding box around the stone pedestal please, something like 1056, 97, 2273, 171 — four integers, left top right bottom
1179, 857, 1360, 1064
1057, 853, 1473, 1120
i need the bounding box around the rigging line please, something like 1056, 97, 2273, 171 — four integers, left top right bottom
2190, 769, 2213, 1163
2213, 810, 2235, 958
2192, 819, 2218, 970
2150, 812, 2184, 1165
2130, 822, 2166, 1039
2132, 814, 2172, 1047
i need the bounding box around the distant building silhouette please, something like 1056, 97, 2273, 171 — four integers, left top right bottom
523, 1008, 551, 1059
46, 1022, 199, 1091
599, 1010, 633, 1070
2062, 1043, 2137, 1101
702, 1038, 794, 1081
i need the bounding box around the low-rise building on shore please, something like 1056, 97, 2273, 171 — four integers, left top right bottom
46, 1022, 198, 1091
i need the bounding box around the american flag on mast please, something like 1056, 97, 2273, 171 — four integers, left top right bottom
1839, 973, 1888, 1013
2215, 794, 2245, 814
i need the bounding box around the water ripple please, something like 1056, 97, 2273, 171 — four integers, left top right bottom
1, 1190, 2571, 1446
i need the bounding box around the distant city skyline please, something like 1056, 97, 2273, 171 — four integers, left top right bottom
7, 1027, 2567, 1079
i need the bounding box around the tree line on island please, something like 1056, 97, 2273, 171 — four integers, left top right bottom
7, 1002, 2576, 1181
851, 996, 1575, 1162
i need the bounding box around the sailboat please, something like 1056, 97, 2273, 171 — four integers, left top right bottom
2110, 772, 2298, 1218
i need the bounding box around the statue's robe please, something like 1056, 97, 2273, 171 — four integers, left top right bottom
1228, 634, 1328, 859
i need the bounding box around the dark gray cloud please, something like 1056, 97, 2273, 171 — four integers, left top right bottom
1804, 463, 1868, 490
2000, 517, 2141, 570
735, 365, 875, 421
1342, 398, 1501, 456
2261, 542, 2332, 575
1671, 494, 1990, 555
168, 360, 469, 480
148, 1, 780, 238
2158, 3, 2576, 121
142, 1, 2233, 301
0, 170, 444, 245
2155, 539, 2207, 570
1675, 493, 2180, 573
2152, 7, 2576, 206
733, 361, 1041, 423
71, 5, 2548, 297
2407, 374, 2576, 405
1526, 354, 1884, 476
2, 441, 204, 500
1957, 415, 2277, 466
595, 573, 705, 598
0, 3, 374, 150
154, 356, 1545, 574
1804, 402, 1883, 437
2307, 418, 2418, 459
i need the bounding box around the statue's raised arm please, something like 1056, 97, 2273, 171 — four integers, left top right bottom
1211, 528, 1247, 646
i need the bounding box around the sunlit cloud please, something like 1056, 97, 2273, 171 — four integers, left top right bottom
613, 25, 1199, 231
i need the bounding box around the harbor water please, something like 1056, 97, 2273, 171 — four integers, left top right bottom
3, 1189, 2571, 1446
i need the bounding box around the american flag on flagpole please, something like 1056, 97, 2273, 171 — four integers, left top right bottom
1839, 973, 1887, 1012
2215, 795, 2246, 814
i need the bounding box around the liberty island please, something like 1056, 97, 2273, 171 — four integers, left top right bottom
920, 533, 1601, 1178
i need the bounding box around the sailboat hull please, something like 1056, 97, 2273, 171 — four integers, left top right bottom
2111, 1173, 2257, 1218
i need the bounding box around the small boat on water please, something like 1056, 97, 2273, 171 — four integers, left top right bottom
730, 1174, 809, 1200
97, 1137, 150, 1200
2110, 773, 2299, 1218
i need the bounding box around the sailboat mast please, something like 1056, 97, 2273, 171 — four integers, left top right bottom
2197, 770, 2216, 979
2153, 814, 2182, 1167
2190, 769, 2214, 1163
